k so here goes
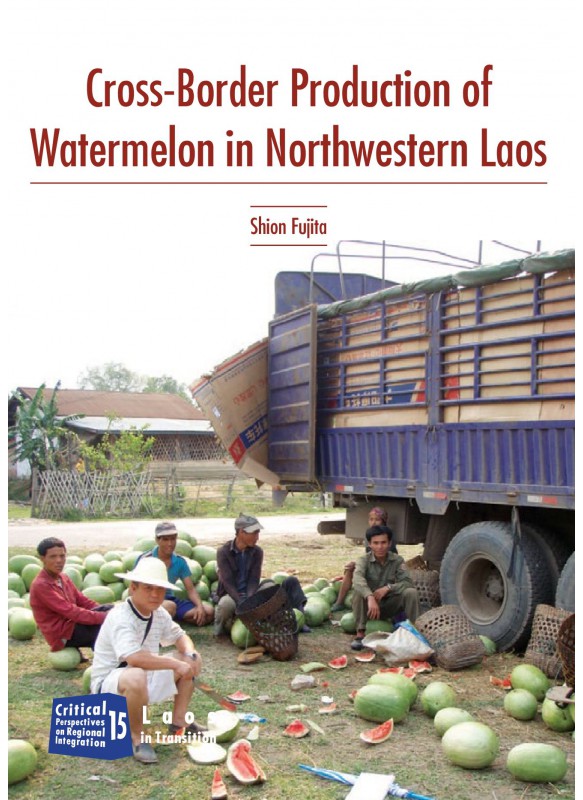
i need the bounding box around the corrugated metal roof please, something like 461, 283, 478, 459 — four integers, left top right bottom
17, 388, 204, 420
66, 417, 213, 435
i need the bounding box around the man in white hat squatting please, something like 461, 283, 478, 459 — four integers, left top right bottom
90, 557, 204, 764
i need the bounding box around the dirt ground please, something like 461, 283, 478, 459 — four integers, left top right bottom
7, 513, 344, 551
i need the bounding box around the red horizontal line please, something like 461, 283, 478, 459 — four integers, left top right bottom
250, 243, 327, 247
30, 181, 548, 186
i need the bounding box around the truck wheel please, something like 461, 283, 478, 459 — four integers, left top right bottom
439, 521, 553, 651
555, 552, 575, 612
522, 523, 572, 588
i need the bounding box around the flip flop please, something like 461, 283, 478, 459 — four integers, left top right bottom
132, 743, 158, 764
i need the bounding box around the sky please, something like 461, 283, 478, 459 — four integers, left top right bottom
3, 1, 577, 397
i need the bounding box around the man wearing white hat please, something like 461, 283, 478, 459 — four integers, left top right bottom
91, 558, 204, 764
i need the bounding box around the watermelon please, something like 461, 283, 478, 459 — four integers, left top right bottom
303, 602, 327, 628
207, 710, 241, 743
8, 573, 26, 597
107, 581, 126, 601
340, 612, 357, 634
230, 618, 257, 649
174, 539, 192, 558
421, 682, 457, 718
82, 572, 104, 589
48, 647, 81, 671
320, 586, 338, 606
368, 672, 418, 708
434, 707, 474, 737
177, 531, 193, 545
133, 538, 156, 553
63, 566, 83, 589
293, 608, 305, 631
8, 555, 41, 575
83, 585, 115, 604
354, 683, 410, 724
187, 741, 227, 764
8, 597, 26, 610
365, 619, 393, 635
103, 550, 123, 561
541, 697, 575, 732
192, 545, 217, 566
503, 689, 538, 721
313, 578, 330, 591
8, 739, 38, 785
343, 589, 354, 609
409, 660, 432, 673
510, 664, 550, 702
479, 635, 497, 656
82, 666, 93, 694
442, 721, 499, 769
283, 719, 310, 738
355, 651, 376, 663
98, 560, 124, 584
9, 608, 37, 640
204, 560, 218, 582
187, 559, 203, 583
271, 571, 290, 584
121, 551, 142, 571
226, 739, 266, 784
360, 718, 394, 744
211, 768, 228, 799
328, 655, 348, 670
18, 563, 42, 588
84, 553, 106, 573
506, 743, 568, 783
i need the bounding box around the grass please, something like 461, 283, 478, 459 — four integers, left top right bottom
8, 532, 576, 799
8, 503, 31, 521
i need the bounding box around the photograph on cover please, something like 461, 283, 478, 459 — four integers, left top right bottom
4, 2, 576, 797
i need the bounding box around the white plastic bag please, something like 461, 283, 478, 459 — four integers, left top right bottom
362, 625, 434, 665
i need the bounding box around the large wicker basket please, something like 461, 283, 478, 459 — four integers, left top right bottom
557, 614, 575, 689
415, 605, 486, 670
236, 584, 298, 662
409, 569, 441, 614
524, 604, 571, 679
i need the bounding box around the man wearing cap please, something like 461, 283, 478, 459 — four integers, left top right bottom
91, 557, 204, 764
136, 522, 213, 627
214, 513, 309, 637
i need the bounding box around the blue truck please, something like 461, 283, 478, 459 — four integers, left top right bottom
193, 244, 575, 651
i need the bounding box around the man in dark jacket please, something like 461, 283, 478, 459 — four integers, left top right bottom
214, 513, 308, 637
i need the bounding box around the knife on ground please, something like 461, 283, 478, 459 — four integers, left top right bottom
192, 678, 238, 711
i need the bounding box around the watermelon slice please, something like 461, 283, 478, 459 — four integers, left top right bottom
211, 768, 228, 799
378, 666, 404, 674
328, 655, 348, 670
360, 718, 394, 744
490, 675, 512, 690
355, 651, 376, 663
409, 660, 432, 673
283, 719, 310, 738
401, 668, 418, 679
227, 690, 251, 703
318, 702, 338, 714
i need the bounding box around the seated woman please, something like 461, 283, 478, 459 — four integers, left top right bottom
331, 507, 398, 612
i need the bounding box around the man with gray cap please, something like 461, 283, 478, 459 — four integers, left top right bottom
214, 513, 309, 637
91, 558, 204, 764
135, 521, 213, 626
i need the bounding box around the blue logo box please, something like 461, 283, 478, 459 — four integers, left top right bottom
48, 693, 133, 760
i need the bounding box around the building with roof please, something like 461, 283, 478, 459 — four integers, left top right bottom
8, 387, 233, 479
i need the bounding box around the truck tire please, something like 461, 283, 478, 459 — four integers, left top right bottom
522, 524, 572, 589
555, 552, 575, 612
439, 521, 553, 651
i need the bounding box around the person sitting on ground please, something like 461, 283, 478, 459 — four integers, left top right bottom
136, 521, 213, 627
350, 524, 419, 651
90, 557, 204, 765
331, 507, 398, 612
214, 513, 310, 637
29, 537, 113, 657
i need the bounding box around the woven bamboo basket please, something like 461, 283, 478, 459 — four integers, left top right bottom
415, 604, 486, 670
236, 584, 298, 662
524, 604, 570, 679
409, 568, 441, 614
557, 614, 575, 689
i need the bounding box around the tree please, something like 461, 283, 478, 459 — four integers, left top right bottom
143, 375, 192, 402
78, 362, 142, 392
78, 416, 154, 473
8, 383, 82, 472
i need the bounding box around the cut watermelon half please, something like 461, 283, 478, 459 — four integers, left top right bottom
227, 690, 251, 703
328, 655, 348, 670
409, 660, 432, 673
360, 718, 394, 744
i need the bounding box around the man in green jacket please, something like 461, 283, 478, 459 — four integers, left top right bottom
351, 525, 419, 651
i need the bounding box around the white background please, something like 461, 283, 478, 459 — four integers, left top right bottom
3, 0, 576, 394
